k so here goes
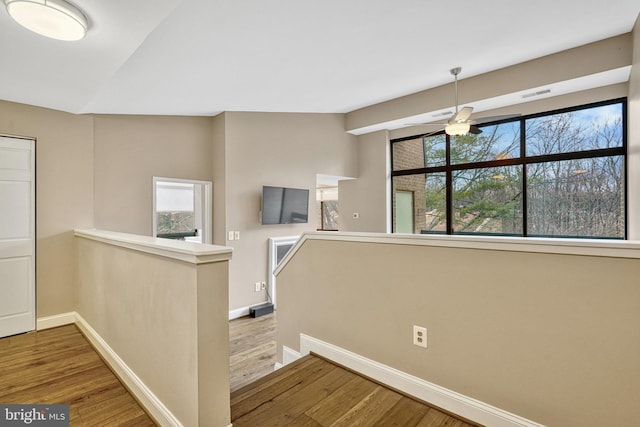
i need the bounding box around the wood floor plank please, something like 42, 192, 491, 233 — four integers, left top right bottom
232, 361, 356, 427
330, 386, 404, 427
229, 313, 277, 392
287, 413, 324, 427
0, 325, 156, 426
371, 397, 432, 427
231, 355, 340, 421
231, 354, 324, 405
305, 375, 378, 424
417, 406, 466, 427
231, 351, 481, 427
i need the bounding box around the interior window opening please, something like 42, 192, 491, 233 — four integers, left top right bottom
153, 177, 212, 243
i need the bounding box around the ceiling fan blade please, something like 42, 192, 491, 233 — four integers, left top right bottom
419, 129, 446, 138
450, 106, 473, 123
469, 125, 483, 135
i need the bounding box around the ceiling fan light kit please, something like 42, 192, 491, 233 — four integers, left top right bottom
445, 121, 471, 136
4, 0, 88, 41
409, 67, 490, 137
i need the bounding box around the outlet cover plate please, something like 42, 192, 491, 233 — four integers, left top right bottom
413, 325, 427, 348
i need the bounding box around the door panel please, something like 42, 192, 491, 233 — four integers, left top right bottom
0, 182, 31, 238
0, 136, 35, 338
0, 258, 32, 315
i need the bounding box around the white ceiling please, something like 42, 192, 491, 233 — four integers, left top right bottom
0, 0, 639, 117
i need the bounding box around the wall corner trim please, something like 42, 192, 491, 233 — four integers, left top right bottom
299, 334, 546, 427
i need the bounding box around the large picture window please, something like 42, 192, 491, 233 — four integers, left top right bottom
391, 98, 626, 239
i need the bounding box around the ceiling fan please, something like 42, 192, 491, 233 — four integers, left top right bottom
408, 67, 517, 136
443, 67, 476, 136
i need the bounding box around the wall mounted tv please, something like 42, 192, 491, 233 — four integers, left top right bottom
261, 186, 309, 225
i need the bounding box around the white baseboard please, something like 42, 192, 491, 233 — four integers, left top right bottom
229, 306, 251, 320
299, 334, 545, 427
282, 345, 302, 366
274, 362, 283, 370
74, 313, 183, 427
37, 312, 76, 330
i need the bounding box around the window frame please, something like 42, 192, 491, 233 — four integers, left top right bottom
390, 97, 628, 239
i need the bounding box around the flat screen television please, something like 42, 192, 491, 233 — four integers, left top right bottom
261, 186, 309, 224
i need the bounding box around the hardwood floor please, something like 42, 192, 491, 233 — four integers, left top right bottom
0, 325, 155, 426
231, 354, 481, 427
228, 314, 480, 426
229, 312, 277, 392
1, 314, 477, 427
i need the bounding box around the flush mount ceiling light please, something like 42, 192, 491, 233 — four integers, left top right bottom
5, 0, 88, 41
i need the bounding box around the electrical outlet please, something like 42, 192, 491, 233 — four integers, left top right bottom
413, 325, 427, 348
261, 281, 266, 290
234, 231, 240, 240
254, 282, 261, 292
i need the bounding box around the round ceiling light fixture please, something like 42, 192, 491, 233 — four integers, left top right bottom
5, 0, 88, 41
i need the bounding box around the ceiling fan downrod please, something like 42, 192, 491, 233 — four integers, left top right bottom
450, 67, 462, 116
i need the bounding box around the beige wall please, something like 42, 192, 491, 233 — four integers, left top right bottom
0, 100, 94, 317
339, 130, 389, 232
220, 112, 358, 311
93, 114, 213, 236
277, 237, 640, 427
629, 15, 640, 239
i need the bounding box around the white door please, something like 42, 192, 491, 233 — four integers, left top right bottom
0, 136, 35, 338
396, 190, 415, 233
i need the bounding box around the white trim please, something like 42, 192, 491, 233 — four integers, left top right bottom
282, 345, 302, 366
74, 229, 232, 265
275, 231, 640, 275
274, 362, 283, 370
37, 312, 76, 330
229, 306, 251, 320
268, 236, 299, 309
75, 313, 183, 427
299, 334, 545, 427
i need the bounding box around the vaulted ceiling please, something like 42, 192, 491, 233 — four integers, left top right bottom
0, 0, 638, 117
